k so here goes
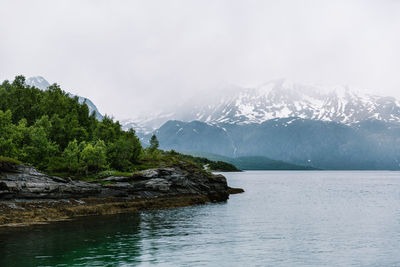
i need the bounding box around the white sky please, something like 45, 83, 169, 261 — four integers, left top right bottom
1, 0, 400, 119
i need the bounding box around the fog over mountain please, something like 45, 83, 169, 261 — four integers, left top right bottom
123, 79, 400, 133
1, 0, 400, 119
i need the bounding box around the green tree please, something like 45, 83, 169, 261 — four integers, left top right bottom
80, 140, 107, 173
108, 129, 142, 170
21, 123, 58, 170
0, 75, 144, 174
94, 116, 120, 143
62, 140, 81, 173
0, 110, 16, 157
9, 119, 29, 160
149, 134, 159, 153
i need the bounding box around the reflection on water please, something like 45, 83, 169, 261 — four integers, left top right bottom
1, 171, 400, 266
0, 212, 143, 266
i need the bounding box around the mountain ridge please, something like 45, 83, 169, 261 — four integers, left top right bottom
26, 76, 103, 120
150, 117, 400, 170
122, 79, 400, 132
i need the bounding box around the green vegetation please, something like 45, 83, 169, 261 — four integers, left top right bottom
0, 76, 142, 174
0, 76, 238, 178
148, 134, 159, 153
0, 156, 22, 165
163, 150, 239, 172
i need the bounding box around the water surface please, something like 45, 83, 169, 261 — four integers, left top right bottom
1, 171, 400, 266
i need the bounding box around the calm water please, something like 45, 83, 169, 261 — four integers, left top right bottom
1, 171, 400, 266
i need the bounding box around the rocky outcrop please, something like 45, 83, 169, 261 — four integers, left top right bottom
0, 162, 236, 226
0, 163, 229, 202
0, 164, 102, 200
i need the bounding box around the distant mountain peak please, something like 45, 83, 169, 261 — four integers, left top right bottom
26, 76, 50, 90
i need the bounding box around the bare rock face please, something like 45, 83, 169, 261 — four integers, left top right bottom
0, 164, 102, 199
0, 163, 229, 202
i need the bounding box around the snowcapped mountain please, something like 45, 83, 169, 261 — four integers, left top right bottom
67, 93, 104, 120
26, 76, 103, 120
26, 76, 51, 90
121, 112, 177, 134
154, 117, 400, 170
185, 79, 400, 125
123, 79, 400, 132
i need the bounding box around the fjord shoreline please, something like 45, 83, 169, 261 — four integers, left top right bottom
0, 162, 243, 227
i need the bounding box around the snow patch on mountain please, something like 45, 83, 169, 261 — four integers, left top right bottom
26, 76, 50, 90
187, 80, 400, 125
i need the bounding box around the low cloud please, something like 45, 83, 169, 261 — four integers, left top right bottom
1, 0, 399, 119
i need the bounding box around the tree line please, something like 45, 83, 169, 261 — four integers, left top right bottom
0, 76, 145, 174
0, 75, 240, 175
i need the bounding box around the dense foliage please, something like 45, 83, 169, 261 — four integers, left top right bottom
0, 76, 142, 174
165, 150, 239, 172
0, 76, 238, 176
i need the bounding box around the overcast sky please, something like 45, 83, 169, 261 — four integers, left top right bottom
1, 0, 400, 119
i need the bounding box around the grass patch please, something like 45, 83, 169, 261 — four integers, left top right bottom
0, 156, 22, 165
1, 150, 236, 183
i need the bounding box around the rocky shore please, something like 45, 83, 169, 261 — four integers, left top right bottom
0, 161, 242, 226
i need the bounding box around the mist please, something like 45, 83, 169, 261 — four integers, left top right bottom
1, 0, 400, 119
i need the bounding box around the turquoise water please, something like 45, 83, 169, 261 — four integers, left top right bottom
1, 171, 400, 266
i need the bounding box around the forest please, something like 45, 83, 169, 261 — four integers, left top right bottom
0, 76, 238, 177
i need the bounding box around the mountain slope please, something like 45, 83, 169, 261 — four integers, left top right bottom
153, 118, 400, 170
154, 120, 237, 156
67, 93, 103, 120
26, 76, 103, 120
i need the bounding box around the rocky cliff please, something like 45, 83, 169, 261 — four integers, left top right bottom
0, 162, 235, 226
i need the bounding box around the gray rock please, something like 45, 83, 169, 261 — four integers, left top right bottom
102, 176, 131, 182
0, 164, 229, 201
